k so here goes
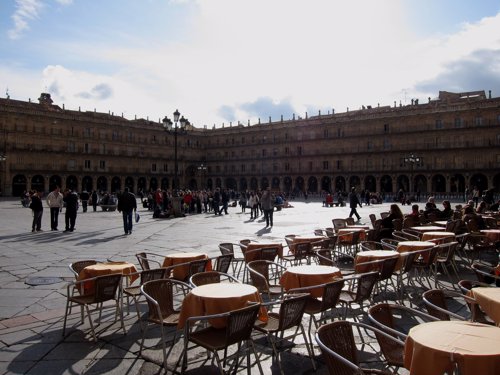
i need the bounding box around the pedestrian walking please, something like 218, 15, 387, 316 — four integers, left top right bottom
118, 187, 137, 235
46, 186, 63, 230
348, 187, 362, 221
261, 187, 274, 227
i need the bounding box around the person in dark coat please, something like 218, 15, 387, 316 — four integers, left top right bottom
29, 190, 43, 232
348, 187, 362, 221
118, 187, 137, 235
63, 189, 79, 232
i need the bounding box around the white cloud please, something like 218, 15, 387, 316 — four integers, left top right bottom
8, 0, 44, 40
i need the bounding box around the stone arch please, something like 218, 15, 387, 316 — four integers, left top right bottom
450, 174, 465, 193
283, 176, 292, 194
82, 176, 93, 192
239, 177, 248, 191
380, 175, 392, 193
111, 176, 121, 193
397, 175, 409, 192
12, 174, 27, 197
493, 173, 500, 193
415, 174, 427, 194
364, 175, 376, 192
226, 178, 237, 190
349, 175, 360, 190
470, 173, 488, 193
49, 175, 62, 191
97, 176, 107, 192
431, 174, 446, 192
125, 176, 134, 192
308, 176, 318, 193
161, 177, 169, 190
335, 176, 346, 192
295, 176, 305, 194
149, 177, 158, 191
271, 177, 280, 190
66, 175, 78, 191
260, 177, 269, 189
321, 176, 331, 193
250, 177, 258, 191
137, 177, 147, 192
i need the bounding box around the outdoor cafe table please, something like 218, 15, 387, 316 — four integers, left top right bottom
243, 242, 284, 261
410, 225, 446, 233
337, 228, 367, 242
396, 241, 435, 267
421, 231, 455, 243
177, 283, 267, 329
279, 265, 341, 297
404, 320, 500, 375
77, 261, 138, 294
468, 287, 500, 325
432, 220, 449, 228
355, 250, 399, 273
162, 252, 211, 281
481, 229, 500, 242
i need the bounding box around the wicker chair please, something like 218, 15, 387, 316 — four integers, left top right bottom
345, 217, 356, 226
289, 279, 345, 349
422, 289, 477, 321
178, 303, 263, 375
333, 218, 348, 232
360, 241, 384, 251
218, 242, 244, 277
466, 233, 496, 263
62, 273, 125, 342
189, 270, 239, 287
140, 278, 191, 371
315, 248, 336, 267
316, 320, 403, 375
410, 245, 439, 289
432, 241, 460, 288
135, 252, 164, 270
457, 279, 496, 325
68, 260, 98, 278
380, 238, 399, 250
214, 254, 232, 274
338, 271, 379, 319
471, 261, 500, 286
282, 241, 311, 266
123, 268, 168, 321
254, 293, 316, 373
247, 260, 284, 301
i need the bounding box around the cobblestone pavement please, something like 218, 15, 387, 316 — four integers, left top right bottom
0, 197, 475, 374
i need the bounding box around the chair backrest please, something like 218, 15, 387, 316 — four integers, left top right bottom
380, 238, 399, 250
353, 272, 379, 302
142, 278, 184, 321
316, 321, 359, 375
369, 214, 377, 226
190, 270, 222, 286
293, 242, 311, 260
314, 229, 324, 236
140, 268, 167, 284
320, 280, 345, 311
215, 254, 232, 273
277, 293, 309, 331
225, 303, 261, 346
69, 260, 97, 278
219, 243, 235, 257
260, 247, 278, 261
360, 241, 384, 251
403, 216, 420, 228
436, 241, 459, 262
392, 218, 403, 231
345, 217, 355, 226
401, 229, 421, 240
380, 212, 389, 219
93, 274, 122, 303
378, 256, 399, 281
316, 248, 335, 266
188, 259, 209, 278
422, 289, 451, 321
136, 252, 151, 270
332, 219, 347, 231
284, 234, 297, 249
239, 239, 252, 252
471, 262, 499, 285
247, 260, 272, 292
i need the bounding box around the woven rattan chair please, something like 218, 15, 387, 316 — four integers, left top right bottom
247, 260, 284, 301
140, 278, 191, 371
62, 273, 125, 342
189, 270, 239, 287
123, 268, 168, 321
315, 248, 336, 266
289, 279, 345, 349
380, 238, 399, 250
316, 320, 403, 375
68, 260, 98, 278
135, 252, 164, 270
178, 303, 263, 375
410, 245, 439, 289
332, 218, 348, 232
471, 261, 500, 285
214, 254, 232, 274
360, 241, 385, 251
218, 242, 244, 277
422, 289, 477, 321
254, 293, 316, 373
457, 279, 496, 325
338, 271, 379, 319
432, 241, 460, 288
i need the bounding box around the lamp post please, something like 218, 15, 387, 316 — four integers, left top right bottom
404, 153, 421, 199
162, 109, 189, 192
197, 163, 207, 190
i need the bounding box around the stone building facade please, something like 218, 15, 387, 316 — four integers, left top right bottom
1, 90, 499, 199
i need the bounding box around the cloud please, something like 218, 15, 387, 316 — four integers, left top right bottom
76, 83, 113, 100
8, 0, 44, 40
414, 49, 500, 97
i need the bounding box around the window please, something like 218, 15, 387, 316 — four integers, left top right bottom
241, 137, 245, 144
99, 160, 106, 169
273, 148, 278, 156
367, 141, 373, 150
309, 161, 313, 170
273, 164, 278, 172
285, 147, 289, 155
99, 144, 106, 154
284, 162, 290, 171
216, 165, 220, 173
297, 146, 302, 155
384, 123, 389, 133
68, 141, 75, 152
84, 128, 91, 137
435, 119, 443, 129
84, 143, 90, 153
454, 117, 464, 128
323, 161, 329, 170
251, 164, 256, 172
324, 129, 329, 138
262, 149, 267, 157
475, 116, 483, 126
68, 159, 76, 169
163, 164, 168, 172
241, 164, 245, 172
336, 160, 342, 170
497, 114, 500, 125
151, 163, 157, 172
112, 131, 119, 141
84, 160, 91, 169
383, 138, 391, 150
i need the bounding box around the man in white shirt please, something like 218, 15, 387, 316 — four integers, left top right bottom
46, 186, 63, 231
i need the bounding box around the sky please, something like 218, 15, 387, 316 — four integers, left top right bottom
1, 0, 500, 128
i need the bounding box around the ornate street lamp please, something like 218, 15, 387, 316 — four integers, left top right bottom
163, 110, 189, 192
403, 153, 422, 198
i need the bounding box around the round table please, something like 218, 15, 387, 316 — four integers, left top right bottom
421, 231, 455, 243
77, 261, 138, 294
469, 287, 500, 325
177, 283, 266, 329
355, 250, 399, 273
410, 225, 446, 233
279, 265, 341, 297
481, 229, 500, 242
162, 252, 210, 280
404, 320, 500, 375
243, 242, 283, 261
337, 228, 367, 242
396, 241, 435, 267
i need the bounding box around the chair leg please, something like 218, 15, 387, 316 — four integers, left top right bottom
62, 299, 71, 337
85, 304, 97, 342
299, 324, 317, 370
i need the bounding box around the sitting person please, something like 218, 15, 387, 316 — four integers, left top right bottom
476, 201, 488, 214
323, 193, 334, 207
404, 204, 421, 227
462, 205, 486, 231
377, 204, 404, 240
489, 200, 500, 212
438, 200, 453, 220
424, 196, 440, 219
